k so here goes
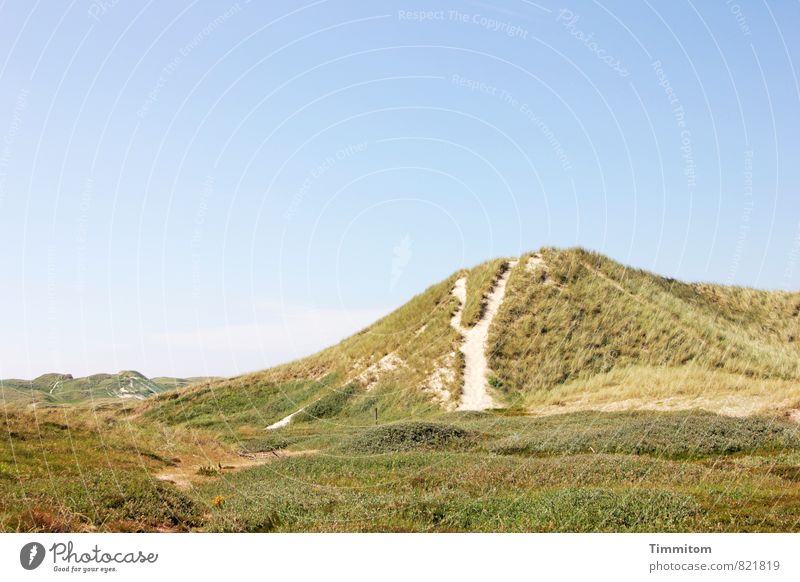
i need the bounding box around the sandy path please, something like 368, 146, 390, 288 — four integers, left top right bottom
266, 408, 305, 430
451, 261, 517, 411
450, 277, 467, 328
156, 450, 318, 490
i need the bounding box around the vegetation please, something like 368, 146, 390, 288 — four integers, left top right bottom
345, 422, 470, 454
294, 384, 359, 423
144, 375, 340, 434
481, 410, 800, 459
0, 407, 203, 531
461, 258, 508, 328
238, 435, 293, 455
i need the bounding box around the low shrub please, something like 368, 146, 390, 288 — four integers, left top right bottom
347, 422, 470, 454
238, 436, 293, 455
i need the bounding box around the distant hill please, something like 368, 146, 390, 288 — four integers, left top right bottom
0, 370, 217, 405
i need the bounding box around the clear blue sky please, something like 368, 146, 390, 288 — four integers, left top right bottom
1, 1, 798, 379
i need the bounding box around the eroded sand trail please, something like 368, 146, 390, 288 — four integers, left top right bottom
451, 260, 518, 411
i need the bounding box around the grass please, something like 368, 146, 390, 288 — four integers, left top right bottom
0, 406, 204, 531
523, 364, 800, 416
238, 435, 293, 455
480, 410, 800, 459
144, 375, 340, 434
294, 383, 359, 423
461, 258, 508, 328
194, 445, 800, 532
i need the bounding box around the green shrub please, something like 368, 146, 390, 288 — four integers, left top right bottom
488, 375, 503, 389
347, 422, 470, 454
238, 436, 293, 455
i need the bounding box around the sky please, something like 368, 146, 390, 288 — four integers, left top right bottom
0, 0, 798, 379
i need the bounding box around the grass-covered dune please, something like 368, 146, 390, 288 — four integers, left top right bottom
146, 247, 800, 428
3, 247, 800, 532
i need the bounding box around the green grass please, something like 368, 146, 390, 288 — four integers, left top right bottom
294, 383, 359, 423
238, 435, 294, 455
145, 374, 340, 434
194, 448, 800, 532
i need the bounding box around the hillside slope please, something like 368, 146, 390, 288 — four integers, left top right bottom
492, 248, 800, 416
145, 248, 800, 433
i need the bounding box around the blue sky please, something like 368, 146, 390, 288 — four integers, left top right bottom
1, 0, 798, 378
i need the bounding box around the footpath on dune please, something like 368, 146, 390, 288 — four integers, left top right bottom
266, 259, 518, 428
451, 260, 518, 411
266, 408, 305, 430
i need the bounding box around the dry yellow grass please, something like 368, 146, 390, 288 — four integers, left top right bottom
524, 365, 800, 418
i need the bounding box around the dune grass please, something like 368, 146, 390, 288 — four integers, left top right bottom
522, 364, 800, 417
460, 258, 509, 328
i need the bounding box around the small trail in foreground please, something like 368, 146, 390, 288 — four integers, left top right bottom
266, 408, 305, 430
156, 450, 317, 490
451, 260, 518, 411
